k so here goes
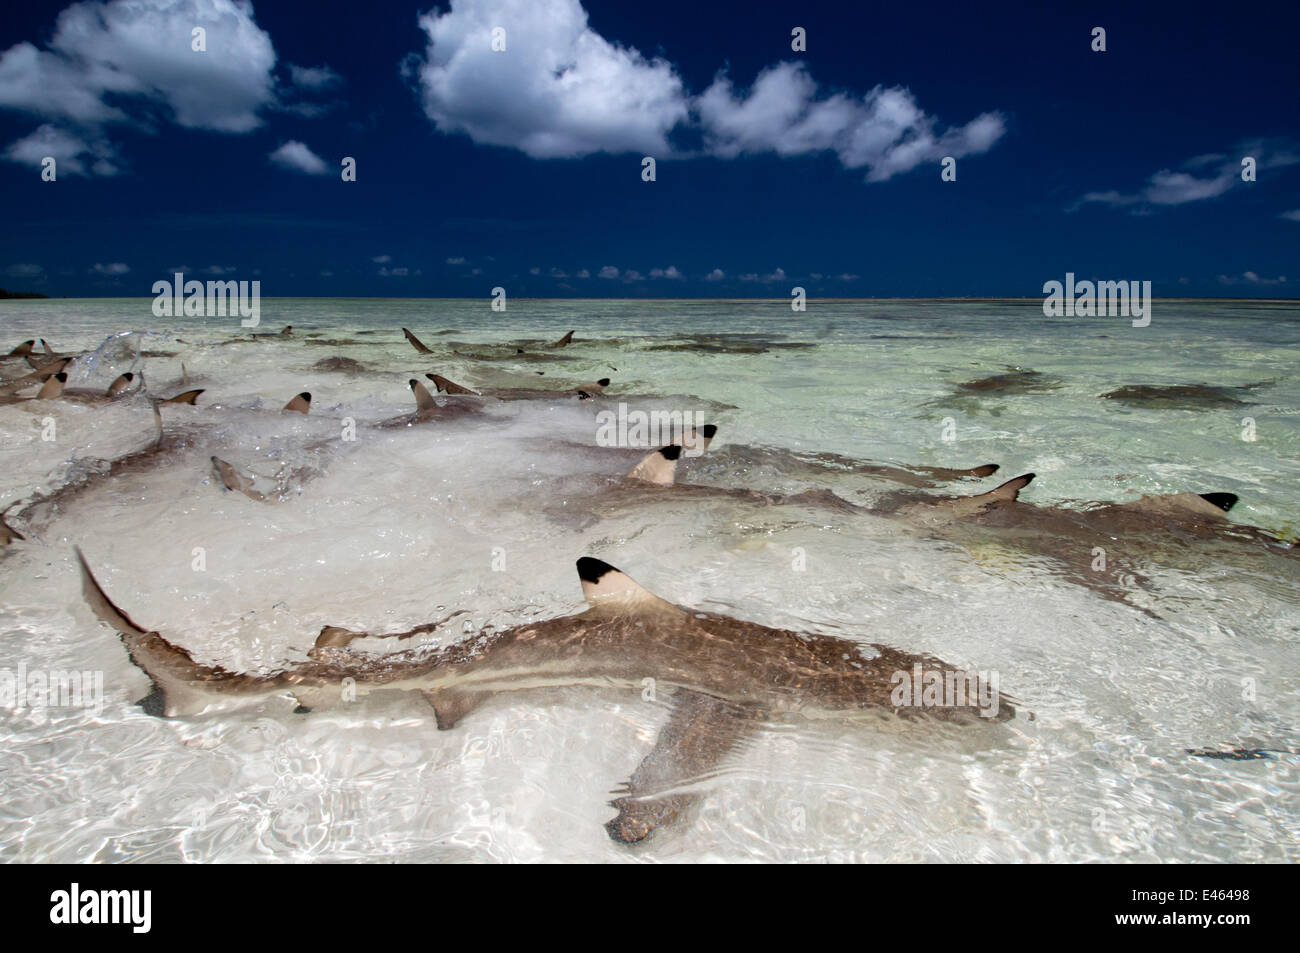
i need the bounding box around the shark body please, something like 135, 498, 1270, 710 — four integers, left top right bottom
77, 550, 1011, 843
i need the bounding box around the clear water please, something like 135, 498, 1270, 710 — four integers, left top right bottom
0, 297, 1297, 862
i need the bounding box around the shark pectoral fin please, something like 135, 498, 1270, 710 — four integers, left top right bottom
284, 392, 311, 414
606, 690, 754, 845
576, 557, 684, 615
626, 444, 682, 485
422, 688, 486, 730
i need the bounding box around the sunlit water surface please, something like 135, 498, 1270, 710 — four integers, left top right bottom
0, 298, 1296, 862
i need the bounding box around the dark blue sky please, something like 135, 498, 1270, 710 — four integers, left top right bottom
1, 0, 1297, 298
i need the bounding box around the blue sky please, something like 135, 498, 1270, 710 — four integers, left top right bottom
0, 0, 1297, 298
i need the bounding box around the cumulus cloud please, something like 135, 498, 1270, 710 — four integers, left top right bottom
597, 265, 620, 279
379, 266, 410, 277
448, 256, 467, 264
91, 262, 129, 275
3, 123, 117, 175
1078, 144, 1300, 210
1281, 209, 1300, 222
1217, 271, 1287, 286
406, 0, 1003, 180
5, 263, 45, 278
623, 269, 643, 281
269, 140, 329, 174
372, 254, 392, 263
704, 268, 725, 281
649, 265, 683, 279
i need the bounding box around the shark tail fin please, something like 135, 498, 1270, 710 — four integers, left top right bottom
626, 444, 683, 485
284, 392, 311, 414
158, 388, 204, 405
426, 373, 478, 396
410, 379, 438, 412
76, 548, 258, 717
967, 464, 1000, 478
403, 328, 433, 354
970, 472, 1035, 505
577, 558, 681, 614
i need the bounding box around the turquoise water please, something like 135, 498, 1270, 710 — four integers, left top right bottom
0, 297, 1297, 862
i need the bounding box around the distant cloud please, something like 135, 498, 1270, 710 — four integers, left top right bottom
528, 266, 541, 275
202, 264, 236, 275
1077, 143, 1299, 211
378, 266, 410, 277
5, 263, 45, 278
372, 254, 392, 263
575, 269, 590, 279
1217, 271, 1287, 286
623, 269, 644, 281
1281, 209, 1300, 222
740, 267, 788, 283
406, 0, 1003, 181
288, 64, 342, 91
650, 265, 683, 279
3, 124, 117, 176
704, 268, 725, 282
269, 140, 328, 175
447, 257, 467, 265
598, 265, 620, 279
91, 262, 129, 275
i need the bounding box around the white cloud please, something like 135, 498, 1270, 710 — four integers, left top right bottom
550, 267, 568, 278
650, 265, 683, 279
1078, 144, 1300, 210
739, 267, 787, 283
202, 264, 236, 275
597, 265, 620, 279
288, 63, 342, 91
704, 268, 725, 281
0, 0, 276, 133
529, 266, 541, 274
575, 268, 590, 278
379, 266, 410, 277
408, 0, 688, 159
405, 0, 1002, 181
623, 269, 643, 281
1217, 271, 1287, 286
5, 263, 45, 278
372, 254, 392, 263
91, 262, 129, 275
447, 256, 467, 264
269, 140, 328, 175
698, 64, 1004, 181
1281, 209, 1300, 222
2, 123, 117, 175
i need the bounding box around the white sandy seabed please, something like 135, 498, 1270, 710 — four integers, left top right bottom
0, 297, 1296, 862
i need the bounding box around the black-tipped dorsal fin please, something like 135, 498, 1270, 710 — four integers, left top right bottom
36, 372, 66, 399
680, 423, 718, 455
981, 473, 1034, 503
76, 547, 150, 637
626, 445, 683, 485
284, 392, 311, 414
107, 372, 135, 396
968, 463, 1000, 478
159, 388, 204, 405
403, 327, 433, 354
577, 558, 681, 613
410, 378, 438, 412
1199, 492, 1237, 513
427, 373, 478, 396
6, 340, 35, 357
551, 330, 574, 348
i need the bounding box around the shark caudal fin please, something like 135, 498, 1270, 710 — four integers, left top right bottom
627, 445, 683, 484
283, 392, 311, 414
577, 558, 681, 614
76, 548, 270, 717
968, 464, 1000, 478
426, 373, 479, 395
157, 388, 204, 405
35, 372, 67, 399
410, 378, 438, 412
403, 328, 433, 354
107, 372, 135, 396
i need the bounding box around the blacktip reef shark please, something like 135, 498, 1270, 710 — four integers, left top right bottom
77, 548, 1013, 843
426, 371, 611, 400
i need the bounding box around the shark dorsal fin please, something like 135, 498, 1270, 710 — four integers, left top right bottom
284, 392, 311, 414
552, 330, 575, 348
280, 326, 293, 336
680, 423, 718, 455
159, 388, 203, 405
979, 473, 1034, 503
1199, 492, 1237, 512
426, 373, 478, 396
36, 372, 66, 399
627, 444, 683, 484
410, 379, 438, 412
6, 340, 34, 357
577, 558, 681, 614
107, 372, 135, 396
403, 328, 433, 354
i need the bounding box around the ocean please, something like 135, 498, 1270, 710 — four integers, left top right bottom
0, 296, 1297, 862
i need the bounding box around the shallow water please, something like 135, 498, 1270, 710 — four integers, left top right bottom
0, 297, 1297, 862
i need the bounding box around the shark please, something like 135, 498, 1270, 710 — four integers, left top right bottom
426, 371, 612, 401
76, 548, 1013, 843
